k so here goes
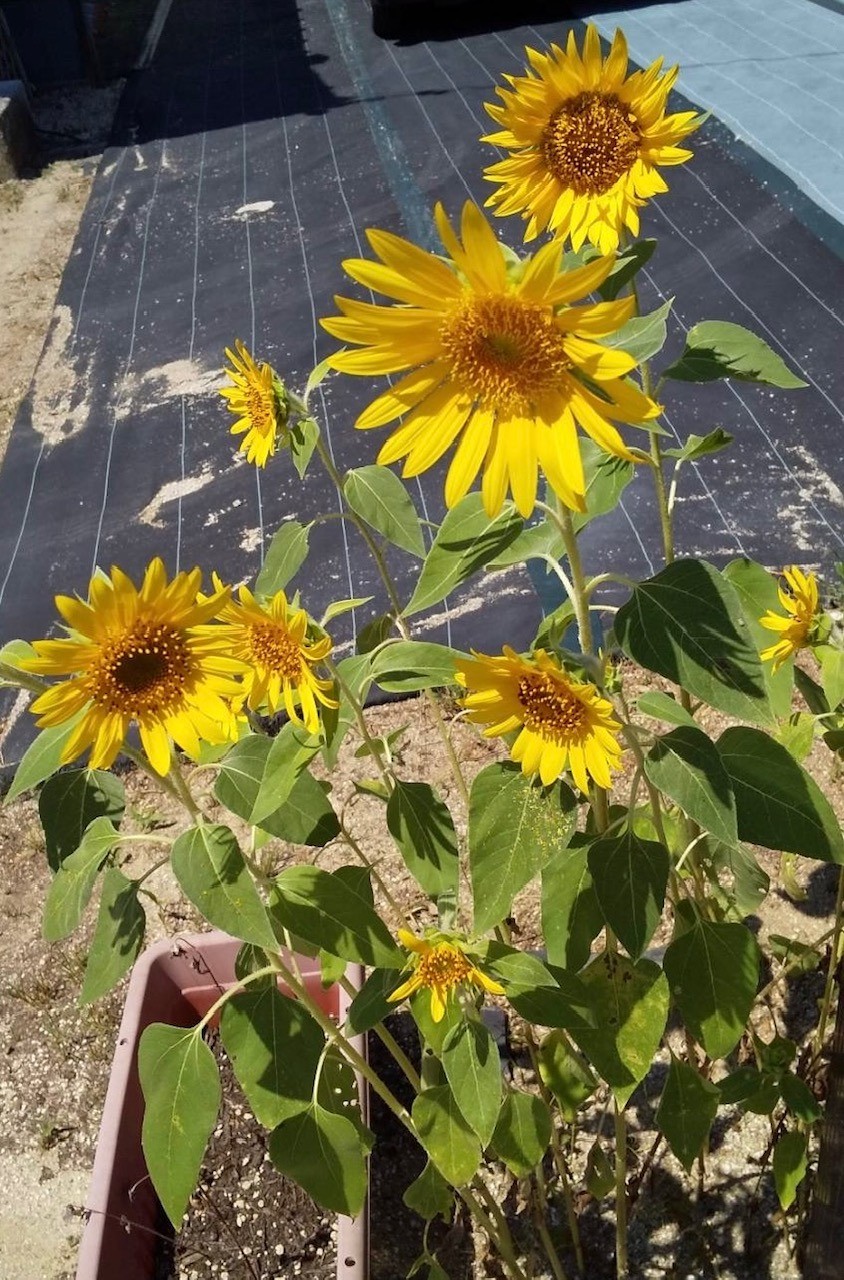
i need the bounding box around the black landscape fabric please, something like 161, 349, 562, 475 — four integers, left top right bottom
1, 0, 843, 768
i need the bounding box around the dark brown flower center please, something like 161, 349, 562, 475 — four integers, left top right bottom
518, 672, 587, 740
542, 91, 641, 195
248, 623, 303, 681
90, 622, 193, 715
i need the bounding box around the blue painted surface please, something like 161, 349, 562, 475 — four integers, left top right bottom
580, 0, 844, 225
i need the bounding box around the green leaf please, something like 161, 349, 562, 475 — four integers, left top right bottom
442, 1019, 501, 1148
42, 816, 121, 942
723, 557, 794, 718
139, 1024, 220, 1226
347, 967, 399, 1034
405, 494, 523, 616
817, 645, 844, 711
486, 519, 564, 570
644, 726, 737, 844
663, 919, 760, 1059
541, 840, 603, 972
773, 1131, 807, 1210
482, 943, 594, 1032
344, 464, 426, 558
269, 1104, 367, 1216
410, 987, 463, 1054
603, 298, 673, 364
289, 415, 320, 480
38, 769, 124, 872
663, 428, 733, 462
490, 1091, 551, 1177
413, 1084, 481, 1187
403, 1161, 454, 1222
718, 726, 844, 862
316, 1050, 373, 1151
597, 238, 656, 300
221, 987, 324, 1128
469, 763, 577, 934
571, 439, 635, 534
321, 596, 374, 625
776, 712, 816, 762
588, 830, 670, 961
709, 840, 770, 919
271, 865, 404, 968
655, 1055, 720, 1171
636, 691, 697, 729
615, 559, 773, 726
5, 711, 86, 803
572, 952, 669, 1105
255, 521, 311, 597
267, 771, 340, 847
780, 1073, 822, 1124
537, 1030, 597, 1121
214, 724, 320, 830
80, 868, 146, 1003
371, 641, 464, 693
171, 824, 277, 949
661, 321, 807, 389
321, 654, 372, 768
0, 637, 36, 669
585, 1142, 615, 1198
387, 781, 459, 900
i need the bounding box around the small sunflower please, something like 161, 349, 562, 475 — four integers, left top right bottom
220, 340, 286, 467
24, 560, 244, 775
760, 566, 820, 671
208, 580, 338, 732
483, 26, 702, 253
456, 646, 622, 791
389, 929, 505, 1024
322, 201, 660, 518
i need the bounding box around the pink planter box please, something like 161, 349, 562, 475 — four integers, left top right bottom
76, 931, 368, 1280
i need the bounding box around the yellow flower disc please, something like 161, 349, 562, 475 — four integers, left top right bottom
322, 200, 661, 518
24, 560, 244, 774
456, 645, 623, 791
483, 26, 702, 252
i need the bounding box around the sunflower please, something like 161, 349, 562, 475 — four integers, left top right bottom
23, 560, 244, 775
321, 201, 660, 518
220, 340, 286, 467
760, 566, 820, 671
483, 26, 702, 253
456, 645, 622, 791
388, 929, 505, 1023
206, 580, 337, 731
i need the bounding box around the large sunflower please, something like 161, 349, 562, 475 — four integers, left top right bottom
456, 645, 623, 791
321, 201, 660, 517
207, 581, 338, 732
760, 566, 820, 671
24, 560, 244, 775
220, 340, 285, 467
483, 26, 701, 253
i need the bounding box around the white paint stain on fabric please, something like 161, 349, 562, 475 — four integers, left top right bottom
138, 465, 214, 528
233, 200, 275, 217
30, 305, 92, 447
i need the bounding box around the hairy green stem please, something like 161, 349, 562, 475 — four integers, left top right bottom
614, 1105, 629, 1279
534, 1162, 570, 1280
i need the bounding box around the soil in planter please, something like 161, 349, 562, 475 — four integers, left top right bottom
154, 1017, 474, 1280
156, 1032, 336, 1280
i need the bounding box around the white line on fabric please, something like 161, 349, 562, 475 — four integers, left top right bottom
695, 0, 841, 66
609, 11, 844, 220
240, 5, 264, 565
176, 61, 212, 573
380, 39, 477, 202
270, 21, 358, 631
0, 441, 46, 608
91, 129, 170, 576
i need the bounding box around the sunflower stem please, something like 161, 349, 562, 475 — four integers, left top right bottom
627, 271, 674, 567
336, 812, 408, 926
167, 762, 203, 822
325, 655, 395, 797
338, 973, 422, 1091
0, 661, 49, 694
553, 500, 593, 655
614, 1104, 629, 1279
813, 867, 844, 1062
